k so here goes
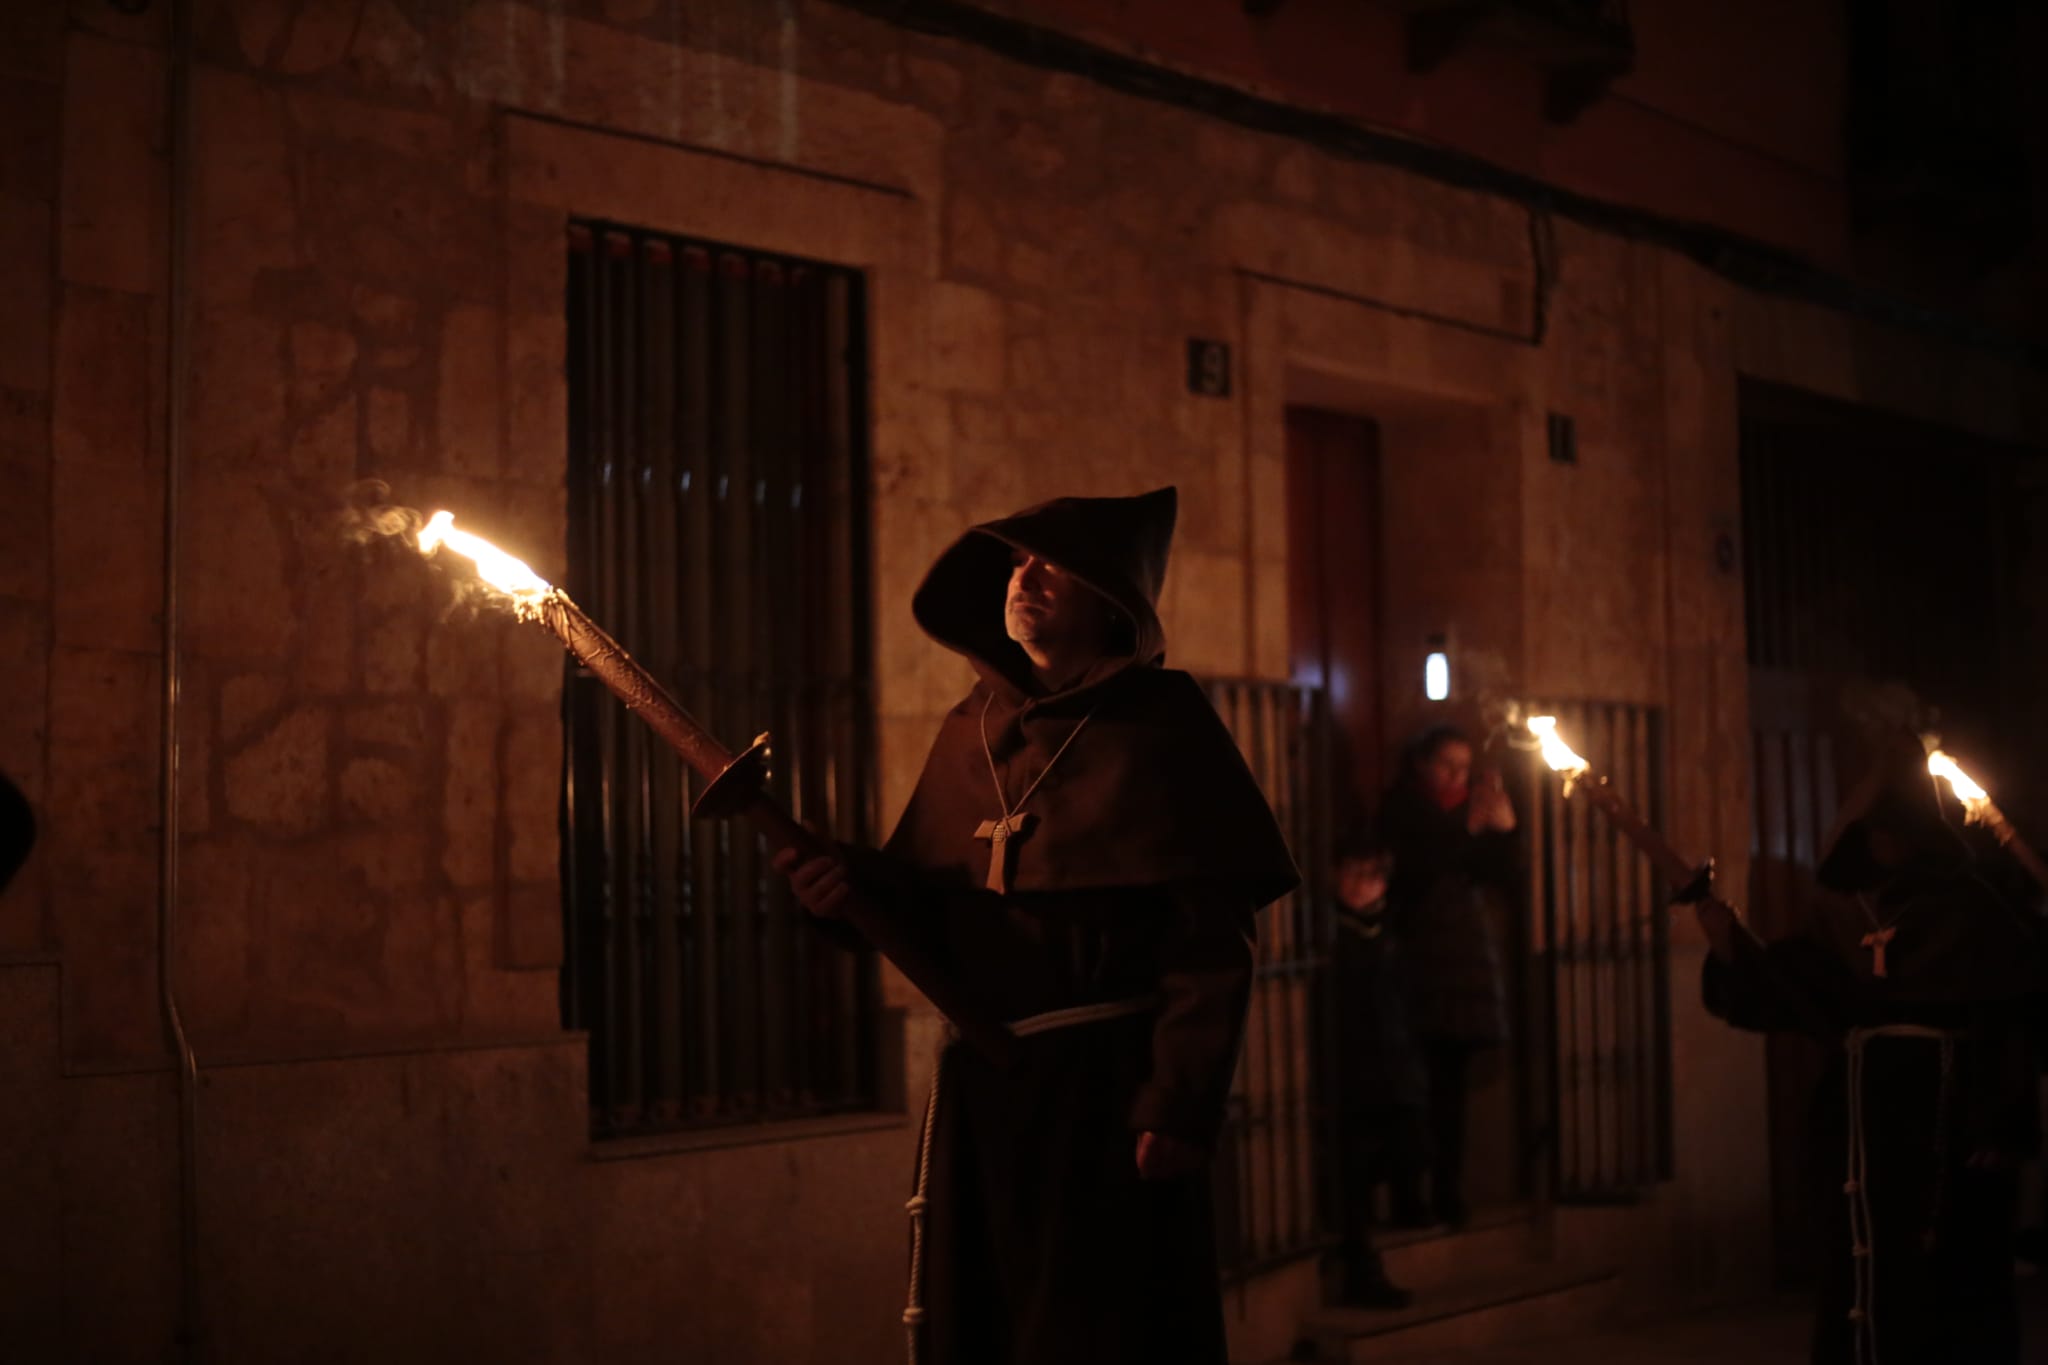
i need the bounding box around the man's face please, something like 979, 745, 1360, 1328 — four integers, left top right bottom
1865, 825, 1908, 871
1005, 549, 1107, 657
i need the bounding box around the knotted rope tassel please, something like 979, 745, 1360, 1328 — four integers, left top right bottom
903, 1045, 944, 1365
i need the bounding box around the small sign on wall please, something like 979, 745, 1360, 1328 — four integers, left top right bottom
1547, 412, 1577, 465
1187, 338, 1232, 398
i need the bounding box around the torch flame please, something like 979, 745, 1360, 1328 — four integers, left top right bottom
1927, 750, 1991, 819
1528, 715, 1590, 779
416, 510, 554, 606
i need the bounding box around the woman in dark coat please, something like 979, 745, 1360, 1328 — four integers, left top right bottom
1378, 725, 1517, 1226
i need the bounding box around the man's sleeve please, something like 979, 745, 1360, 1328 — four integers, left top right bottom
1700, 928, 1844, 1038
1128, 884, 1257, 1149
799, 843, 940, 957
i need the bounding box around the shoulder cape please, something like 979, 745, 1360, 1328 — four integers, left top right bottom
885, 667, 1300, 909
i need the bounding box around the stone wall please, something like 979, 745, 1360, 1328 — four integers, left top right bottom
1, 1, 2041, 1361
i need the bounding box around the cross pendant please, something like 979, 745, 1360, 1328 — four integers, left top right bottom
1861, 927, 1897, 979
973, 812, 1037, 893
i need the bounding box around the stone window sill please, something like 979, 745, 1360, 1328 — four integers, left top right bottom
587, 1109, 910, 1162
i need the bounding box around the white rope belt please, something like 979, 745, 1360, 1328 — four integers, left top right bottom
1005, 994, 1159, 1038
901, 995, 1158, 1365
1843, 1024, 1961, 1365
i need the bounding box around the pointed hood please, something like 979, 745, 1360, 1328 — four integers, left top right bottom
911, 487, 1177, 697
1816, 728, 1970, 894
888, 485, 1298, 909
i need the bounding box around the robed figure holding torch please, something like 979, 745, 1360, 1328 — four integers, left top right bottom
1695, 733, 2043, 1365
398, 484, 1291, 1363
779, 488, 1297, 1365
1522, 711, 2044, 1365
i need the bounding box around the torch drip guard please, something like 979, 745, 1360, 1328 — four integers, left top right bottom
694, 735, 774, 820
1669, 858, 1718, 906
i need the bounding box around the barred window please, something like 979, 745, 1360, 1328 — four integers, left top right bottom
1522, 699, 1673, 1200
1202, 679, 1338, 1280
563, 222, 879, 1138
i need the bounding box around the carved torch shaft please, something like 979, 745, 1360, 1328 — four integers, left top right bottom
1568, 776, 1700, 889
537, 593, 744, 786
1979, 801, 2048, 893
532, 591, 1019, 1068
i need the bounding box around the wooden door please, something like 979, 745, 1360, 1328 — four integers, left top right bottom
1285, 407, 1383, 834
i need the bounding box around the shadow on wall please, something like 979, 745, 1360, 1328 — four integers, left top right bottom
0, 768, 33, 896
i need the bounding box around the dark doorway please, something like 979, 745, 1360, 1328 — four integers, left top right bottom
1285, 406, 1384, 834
1286, 402, 1540, 1240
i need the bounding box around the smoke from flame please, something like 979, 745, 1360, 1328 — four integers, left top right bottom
337, 482, 557, 623
336, 479, 422, 545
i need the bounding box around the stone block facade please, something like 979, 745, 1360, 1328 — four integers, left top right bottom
0, 2, 2040, 1361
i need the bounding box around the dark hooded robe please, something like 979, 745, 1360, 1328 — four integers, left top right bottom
857, 487, 1298, 1365
1702, 735, 2043, 1365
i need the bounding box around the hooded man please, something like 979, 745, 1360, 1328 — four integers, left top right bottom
777, 487, 1298, 1365
1694, 730, 2043, 1365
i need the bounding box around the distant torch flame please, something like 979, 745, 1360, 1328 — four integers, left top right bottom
1528, 715, 1590, 779
416, 510, 553, 608
1927, 750, 1991, 817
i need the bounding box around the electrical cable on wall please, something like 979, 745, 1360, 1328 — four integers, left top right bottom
160, 0, 204, 1358
827, 0, 2042, 367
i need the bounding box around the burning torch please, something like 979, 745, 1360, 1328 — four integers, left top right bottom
1523, 716, 1854, 1025
1926, 747, 2048, 892
414, 512, 1019, 1068
1523, 714, 1719, 906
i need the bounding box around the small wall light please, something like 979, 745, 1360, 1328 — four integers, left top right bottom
1424, 634, 1450, 701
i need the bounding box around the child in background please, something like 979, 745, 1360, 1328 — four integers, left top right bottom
1331, 835, 1424, 1306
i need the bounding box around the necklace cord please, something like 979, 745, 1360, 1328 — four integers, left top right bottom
979, 692, 1097, 821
